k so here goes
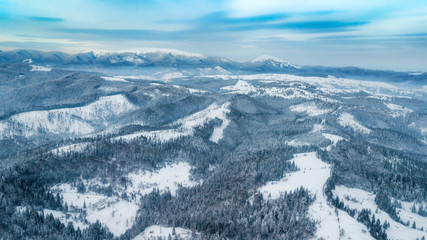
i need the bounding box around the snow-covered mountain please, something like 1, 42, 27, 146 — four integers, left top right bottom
0, 49, 426, 240
250, 55, 301, 69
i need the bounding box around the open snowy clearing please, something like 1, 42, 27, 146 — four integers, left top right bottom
333, 186, 427, 240
259, 152, 373, 240
51, 162, 197, 236
384, 102, 413, 117
322, 133, 345, 150
338, 112, 371, 134
30, 65, 52, 72
43, 209, 88, 231
290, 102, 332, 116
125, 162, 199, 196
133, 225, 197, 240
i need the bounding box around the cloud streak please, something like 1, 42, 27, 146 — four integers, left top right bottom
27, 16, 64, 22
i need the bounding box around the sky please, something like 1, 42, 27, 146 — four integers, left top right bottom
0, 0, 427, 71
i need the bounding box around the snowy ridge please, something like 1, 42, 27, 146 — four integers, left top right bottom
94, 48, 206, 59
30, 65, 51, 72
101, 76, 131, 83
114, 129, 189, 143
251, 55, 300, 69
0, 94, 137, 139
43, 209, 88, 231
221, 80, 257, 94
220, 80, 336, 102
178, 102, 230, 132
114, 102, 231, 143
199, 66, 231, 75
338, 113, 371, 134
172, 85, 207, 94
333, 186, 427, 240
205, 74, 420, 98
290, 102, 332, 116
259, 152, 372, 240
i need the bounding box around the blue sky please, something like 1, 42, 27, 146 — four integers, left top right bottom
1, 0, 427, 71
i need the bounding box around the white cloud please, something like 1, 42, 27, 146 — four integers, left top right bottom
228, 0, 422, 17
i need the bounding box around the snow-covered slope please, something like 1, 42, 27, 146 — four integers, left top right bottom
114, 102, 231, 143
51, 162, 198, 237
0, 94, 137, 139
290, 102, 332, 116
384, 103, 413, 117
206, 73, 422, 98
338, 113, 371, 134
30, 65, 52, 72
221, 80, 257, 94
333, 186, 427, 240
259, 152, 373, 240
250, 55, 300, 69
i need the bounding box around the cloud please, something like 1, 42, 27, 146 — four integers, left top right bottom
228, 20, 368, 32
54, 27, 236, 42
27, 16, 64, 22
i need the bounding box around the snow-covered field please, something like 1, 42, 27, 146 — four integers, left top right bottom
259, 152, 373, 240
43, 209, 88, 231
338, 112, 371, 134
333, 186, 427, 240
125, 162, 199, 196
0, 94, 137, 139
51, 183, 138, 236
133, 225, 197, 240
51, 162, 198, 236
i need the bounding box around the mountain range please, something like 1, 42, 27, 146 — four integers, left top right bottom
0, 48, 426, 240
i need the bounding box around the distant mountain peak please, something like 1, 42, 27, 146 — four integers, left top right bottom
93, 48, 206, 59
251, 55, 300, 69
